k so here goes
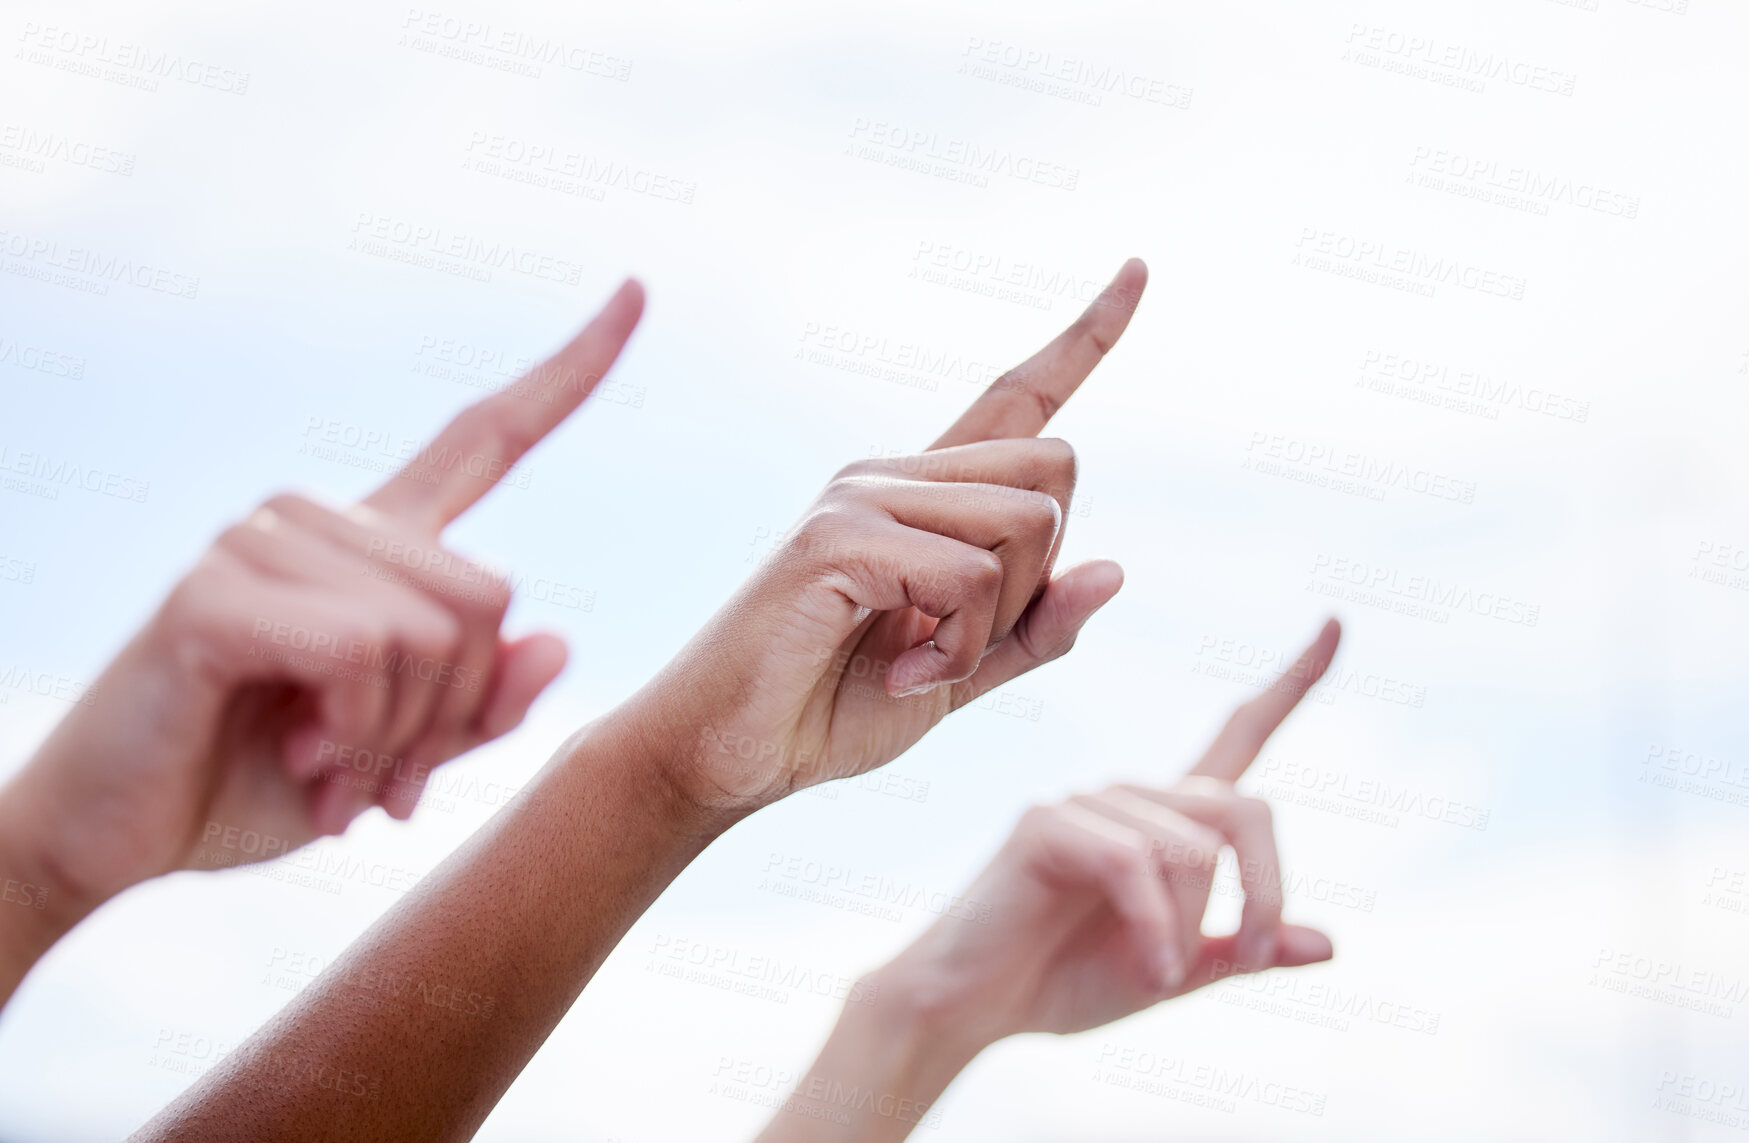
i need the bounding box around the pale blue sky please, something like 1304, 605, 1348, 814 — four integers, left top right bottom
3, 0, 1747, 1138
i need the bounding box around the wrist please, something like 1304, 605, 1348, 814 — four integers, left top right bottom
762, 967, 985, 1142
552, 700, 755, 843
861, 956, 1007, 1062
0, 626, 198, 908
590, 666, 798, 827
0, 780, 101, 997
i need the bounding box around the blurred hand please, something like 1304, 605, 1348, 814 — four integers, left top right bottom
877, 621, 1340, 1046
0, 281, 645, 914
621, 260, 1147, 813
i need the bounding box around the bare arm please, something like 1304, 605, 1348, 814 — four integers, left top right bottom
757, 623, 1342, 1143
749, 974, 978, 1143
0, 286, 646, 1015
132, 261, 1148, 1142
135, 711, 721, 1138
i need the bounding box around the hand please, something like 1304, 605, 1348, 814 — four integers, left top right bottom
875, 621, 1340, 1048
618, 260, 1148, 813
0, 281, 645, 922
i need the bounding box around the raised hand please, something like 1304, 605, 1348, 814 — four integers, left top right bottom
626, 259, 1148, 811
0, 282, 644, 929
756, 623, 1342, 1143
125, 264, 1151, 1143
884, 620, 1340, 1042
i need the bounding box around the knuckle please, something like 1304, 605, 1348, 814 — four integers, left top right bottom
788, 509, 849, 562
412, 606, 463, 655
964, 549, 1005, 592
1238, 796, 1274, 828
261, 491, 317, 519
833, 473, 904, 507
215, 522, 259, 552
1029, 438, 1079, 504
1035, 436, 1078, 475
940, 641, 983, 680
830, 458, 880, 485
1014, 375, 1064, 424
481, 409, 541, 462
1018, 804, 1059, 835
1072, 312, 1117, 358
502, 423, 544, 461
1024, 491, 1063, 535
1115, 782, 1164, 804
1102, 839, 1148, 878
163, 561, 223, 628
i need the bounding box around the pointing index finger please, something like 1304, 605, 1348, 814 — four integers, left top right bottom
1189, 618, 1341, 783
360, 278, 645, 532
929, 258, 1146, 451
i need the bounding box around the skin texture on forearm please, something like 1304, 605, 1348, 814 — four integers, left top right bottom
129, 709, 729, 1143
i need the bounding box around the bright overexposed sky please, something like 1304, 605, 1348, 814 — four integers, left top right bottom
3, 0, 1748, 1139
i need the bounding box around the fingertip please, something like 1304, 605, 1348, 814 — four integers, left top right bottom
1084, 558, 1125, 600
1318, 621, 1342, 671
520, 631, 570, 688
571, 278, 645, 359
478, 632, 570, 741
1056, 559, 1124, 621
309, 775, 357, 837
382, 785, 419, 822
886, 644, 951, 698
283, 721, 327, 781
1282, 619, 1342, 693
1276, 925, 1335, 966
611, 277, 646, 318
373, 764, 422, 822
1100, 258, 1148, 313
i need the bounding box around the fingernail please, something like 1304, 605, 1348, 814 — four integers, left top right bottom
892, 681, 940, 699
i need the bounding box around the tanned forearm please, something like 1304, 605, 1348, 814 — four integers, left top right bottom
130, 709, 733, 1142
